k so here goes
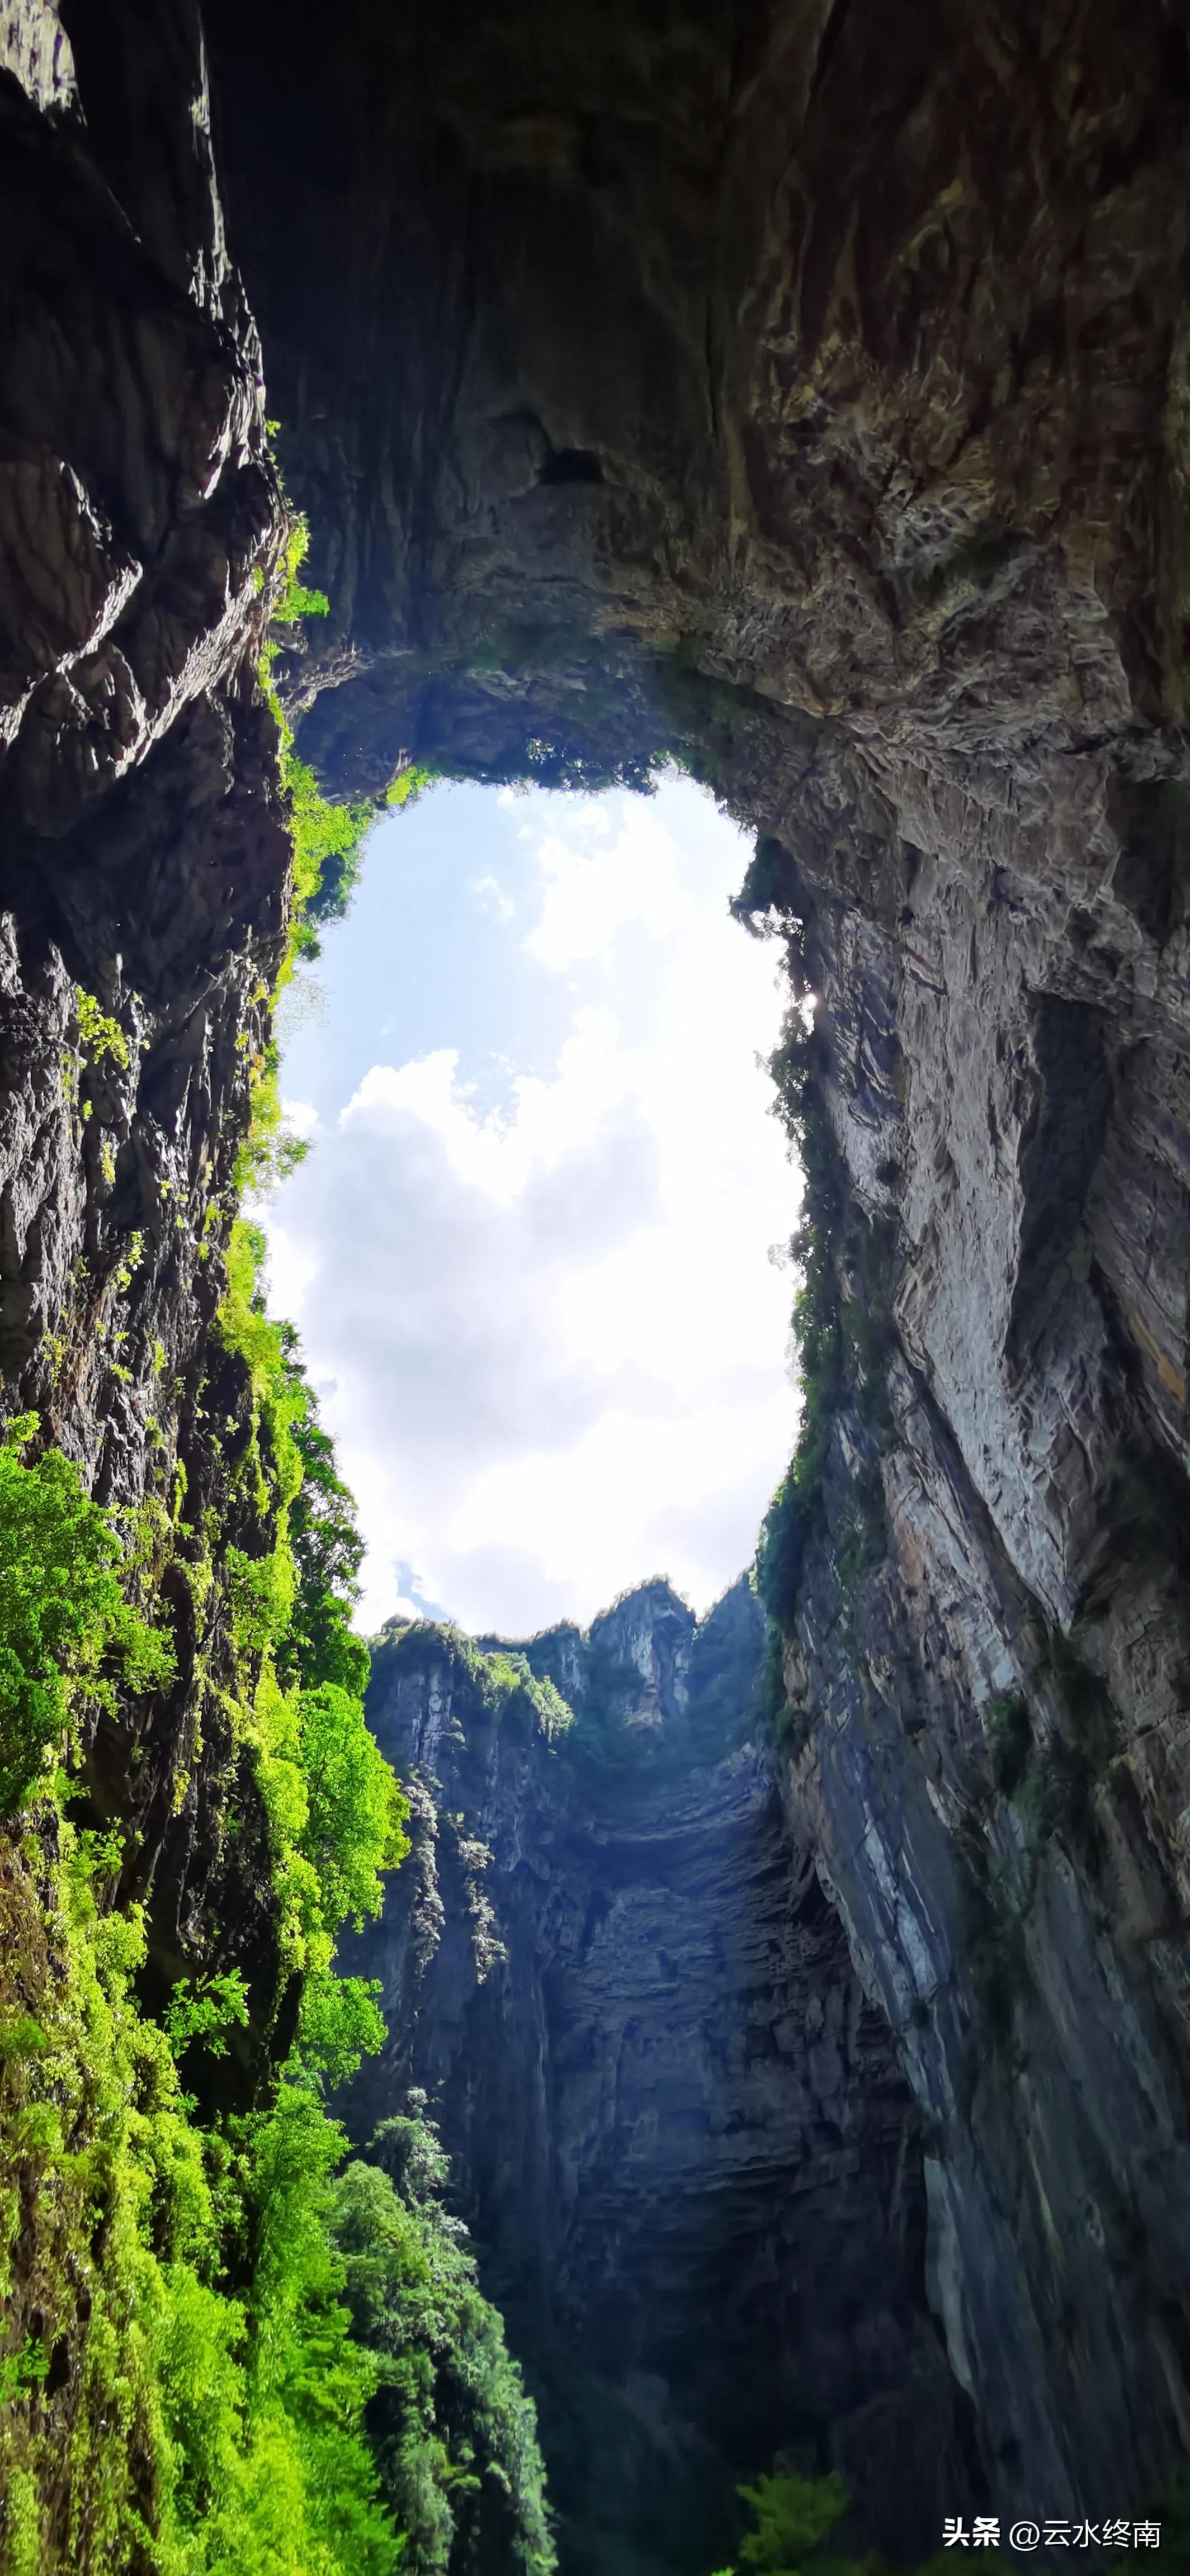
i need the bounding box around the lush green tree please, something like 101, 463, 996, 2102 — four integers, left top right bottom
711, 2470, 854, 2576
332, 2111, 556, 2576
278, 1320, 370, 1700
0, 1414, 176, 1813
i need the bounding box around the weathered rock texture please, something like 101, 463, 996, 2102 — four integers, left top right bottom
4, 0, 1190, 2558
0, 4, 298, 2052
199, 0, 1190, 2535
345, 1583, 971, 2576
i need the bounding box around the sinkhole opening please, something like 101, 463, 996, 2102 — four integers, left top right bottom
259, 764, 806, 1642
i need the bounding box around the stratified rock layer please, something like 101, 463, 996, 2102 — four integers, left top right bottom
3, 0, 1190, 2554
345, 1584, 970, 2576
0, 4, 297, 2052
200, 0, 1190, 2531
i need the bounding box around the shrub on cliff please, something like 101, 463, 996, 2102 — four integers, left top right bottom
707, 2468, 995, 2576
215, 1222, 409, 2086
276, 1318, 370, 1701
753, 1086, 845, 1636
754, 997, 894, 1685
0, 1415, 176, 1815
332, 2110, 556, 2576
710, 2468, 852, 2575
0, 1232, 417, 2574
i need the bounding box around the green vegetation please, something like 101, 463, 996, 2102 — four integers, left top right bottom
164, 1969, 250, 2060
0, 1184, 559, 2573
0, 1415, 176, 1814
706, 2456, 1190, 2576
981, 1636, 1121, 1845
269, 517, 330, 626
213, 1220, 409, 2090
753, 1019, 844, 1636
333, 2106, 555, 2574
964, 1845, 1032, 2051
964, 1640, 1126, 2055
0, 1208, 410, 2570
386, 763, 437, 810
710, 2468, 853, 2576
372, 1618, 573, 1748
985, 1692, 1032, 1798
275, 1319, 370, 1701
752, 987, 897, 1736
74, 992, 130, 1074
233, 520, 443, 1205
260, 515, 435, 980
729, 837, 801, 935
705, 2466, 977, 2576
286, 756, 378, 951
1028, 1633, 1120, 1865
702, 2465, 1188, 2576
0, 487, 565, 2575
0, 1782, 403, 2575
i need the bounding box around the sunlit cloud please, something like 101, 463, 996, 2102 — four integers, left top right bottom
265, 778, 799, 1635
522, 794, 686, 970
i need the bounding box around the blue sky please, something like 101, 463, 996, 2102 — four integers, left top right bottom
263, 771, 800, 1637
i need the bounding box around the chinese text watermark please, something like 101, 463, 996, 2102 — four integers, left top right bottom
943, 2521, 1161, 2550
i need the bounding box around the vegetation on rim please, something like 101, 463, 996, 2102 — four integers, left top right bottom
0, 513, 554, 2576
750, 978, 894, 1741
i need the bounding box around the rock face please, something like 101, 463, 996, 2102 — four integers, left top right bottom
5, 0, 1190, 2556
0, 4, 299, 2052
200, 0, 1190, 2534
345, 1582, 971, 2576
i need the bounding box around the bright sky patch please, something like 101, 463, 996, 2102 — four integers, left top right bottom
265, 773, 798, 1635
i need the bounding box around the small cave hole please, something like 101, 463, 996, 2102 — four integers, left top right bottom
537, 447, 604, 486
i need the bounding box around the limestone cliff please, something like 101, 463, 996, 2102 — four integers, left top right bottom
2, 0, 1190, 2561
200, 0, 1190, 2531
0, 3, 299, 2074
343, 1581, 971, 2576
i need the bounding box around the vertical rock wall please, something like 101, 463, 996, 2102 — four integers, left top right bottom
344, 1583, 971, 2576
4, 0, 1190, 2547
201, 0, 1190, 2523
0, 1, 300, 2048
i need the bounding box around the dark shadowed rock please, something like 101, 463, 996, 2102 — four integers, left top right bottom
343, 1583, 972, 2576
4, 0, 1190, 2558
198, 0, 1190, 2530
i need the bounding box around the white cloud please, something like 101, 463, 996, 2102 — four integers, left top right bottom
468, 870, 516, 923
281, 1095, 320, 1142
523, 794, 686, 970
266, 779, 799, 1635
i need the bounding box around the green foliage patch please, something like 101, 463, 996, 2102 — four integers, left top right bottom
258, 514, 433, 980
0, 1415, 176, 1815
333, 2109, 555, 2574
375, 1618, 573, 1748
0, 1206, 441, 2573
0, 1257, 415, 2571
2, 486, 556, 2576
711, 2467, 851, 2576
752, 989, 897, 1737
985, 1692, 1032, 1798
753, 1038, 846, 1639
74, 992, 129, 1074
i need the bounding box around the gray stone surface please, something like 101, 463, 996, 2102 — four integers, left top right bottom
4, 1, 1190, 2555
344, 1583, 970, 2576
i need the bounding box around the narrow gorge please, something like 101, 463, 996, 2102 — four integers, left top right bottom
343, 1582, 971, 2575
2, 2, 1190, 2570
